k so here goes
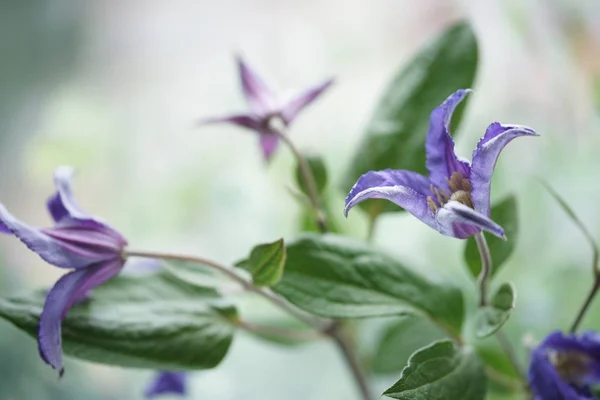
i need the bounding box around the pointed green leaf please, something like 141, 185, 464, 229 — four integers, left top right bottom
236, 239, 286, 286
273, 234, 464, 334
0, 270, 237, 370
372, 315, 447, 374
295, 152, 328, 196
474, 283, 516, 339
342, 21, 478, 217
464, 196, 518, 277
383, 340, 486, 400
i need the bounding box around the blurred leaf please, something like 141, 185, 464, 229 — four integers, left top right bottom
0, 270, 237, 370
342, 21, 478, 218
273, 234, 464, 335
464, 196, 518, 277
295, 152, 328, 195
372, 315, 447, 374
474, 283, 516, 339
236, 239, 286, 286
383, 340, 486, 399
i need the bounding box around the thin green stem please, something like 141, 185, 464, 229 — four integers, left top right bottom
127, 249, 373, 400
125, 249, 325, 329
474, 232, 492, 306
273, 129, 328, 233
569, 275, 600, 333
474, 233, 527, 383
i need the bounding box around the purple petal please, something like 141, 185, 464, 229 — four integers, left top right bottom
38, 260, 123, 375
46, 167, 91, 223
425, 89, 472, 189
259, 133, 280, 161
145, 371, 187, 398
238, 57, 277, 116
280, 78, 334, 124
201, 113, 266, 132
435, 201, 505, 239
344, 169, 436, 228
529, 341, 583, 400
0, 204, 112, 269
470, 123, 538, 216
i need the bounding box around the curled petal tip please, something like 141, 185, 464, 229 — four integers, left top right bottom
59, 368, 65, 378
500, 233, 507, 241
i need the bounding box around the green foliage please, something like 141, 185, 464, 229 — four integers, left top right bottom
237, 238, 287, 286
372, 315, 447, 374
274, 233, 465, 334
474, 283, 516, 338
295, 152, 328, 195
0, 270, 237, 370
383, 340, 486, 400
342, 21, 478, 218
464, 196, 518, 277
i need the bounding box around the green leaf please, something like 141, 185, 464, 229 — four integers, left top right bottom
383, 340, 486, 400
342, 21, 478, 217
273, 234, 464, 334
372, 315, 447, 374
474, 283, 515, 339
0, 269, 237, 370
295, 152, 328, 195
236, 239, 286, 286
464, 196, 518, 277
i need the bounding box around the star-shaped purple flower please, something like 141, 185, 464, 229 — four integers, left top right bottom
0, 166, 128, 376
529, 331, 600, 399
202, 56, 334, 160
344, 89, 538, 239
145, 371, 187, 398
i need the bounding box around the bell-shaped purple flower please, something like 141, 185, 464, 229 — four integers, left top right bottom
0, 166, 127, 375
145, 371, 187, 398
202, 56, 334, 160
344, 89, 538, 239
529, 331, 600, 399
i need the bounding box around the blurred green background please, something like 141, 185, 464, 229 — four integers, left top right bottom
0, 0, 599, 399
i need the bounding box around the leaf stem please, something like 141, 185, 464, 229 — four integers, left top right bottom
473, 233, 527, 383
273, 129, 328, 233
474, 232, 491, 306
125, 249, 325, 329
569, 275, 600, 333
127, 249, 374, 400
235, 319, 323, 341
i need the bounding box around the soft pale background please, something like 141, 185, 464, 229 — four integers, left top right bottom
0, 0, 599, 398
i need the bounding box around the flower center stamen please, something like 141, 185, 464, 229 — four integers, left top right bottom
426, 171, 474, 213
548, 350, 593, 385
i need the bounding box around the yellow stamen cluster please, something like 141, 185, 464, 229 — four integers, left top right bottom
427, 171, 474, 213
549, 350, 592, 385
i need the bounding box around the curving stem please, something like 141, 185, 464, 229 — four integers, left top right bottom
475, 232, 492, 306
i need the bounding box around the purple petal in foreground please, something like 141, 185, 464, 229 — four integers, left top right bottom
0, 204, 105, 269
425, 89, 472, 190
145, 371, 187, 398
38, 260, 123, 375
344, 169, 436, 229
280, 78, 334, 124
435, 201, 505, 239
470, 123, 538, 216
238, 57, 276, 116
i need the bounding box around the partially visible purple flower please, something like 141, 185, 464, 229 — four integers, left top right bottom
145, 371, 187, 398
344, 89, 538, 239
0, 166, 127, 376
529, 331, 600, 399
202, 56, 334, 160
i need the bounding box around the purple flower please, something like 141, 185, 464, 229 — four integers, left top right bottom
0, 166, 127, 376
202, 56, 334, 160
529, 331, 600, 399
344, 89, 538, 239
145, 371, 187, 398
